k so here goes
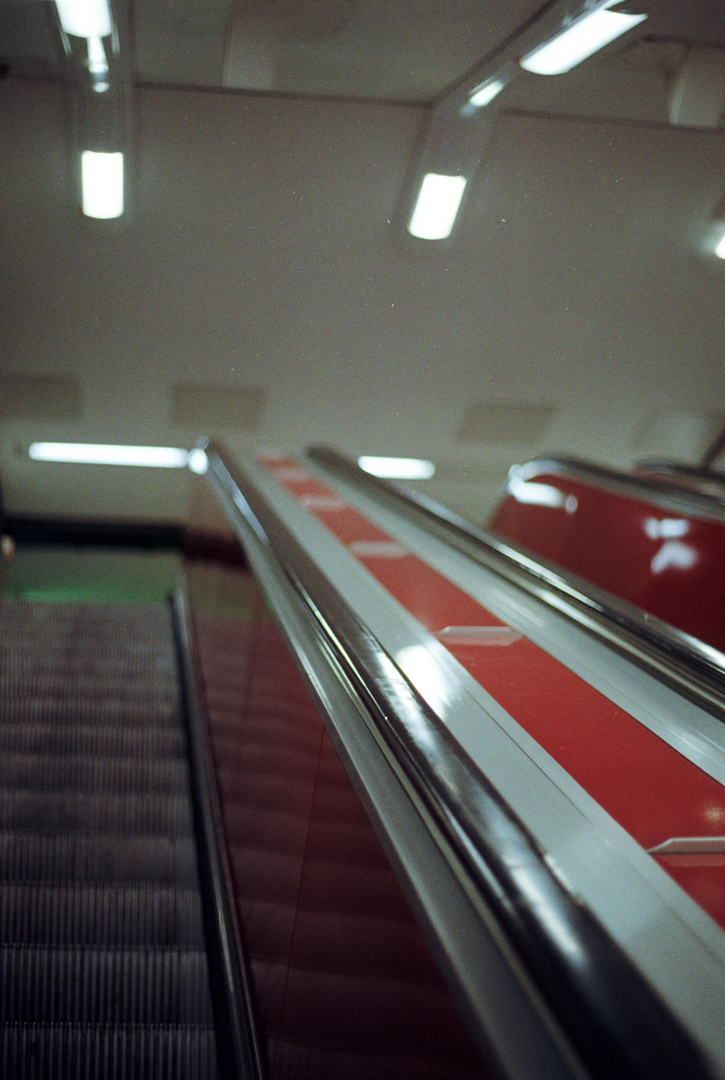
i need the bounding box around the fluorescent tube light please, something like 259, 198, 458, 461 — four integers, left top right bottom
468, 77, 505, 108
55, 0, 112, 39
87, 35, 107, 73
358, 456, 435, 480
508, 475, 566, 507
520, 1, 647, 76
408, 173, 467, 241
87, 36, 110, 91
29, 443, 190, 468
716, 229, 725, 259
81, 151, 124, 219
188, 448, 209, 475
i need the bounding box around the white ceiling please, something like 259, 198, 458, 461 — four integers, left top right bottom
1, 1, 725, 525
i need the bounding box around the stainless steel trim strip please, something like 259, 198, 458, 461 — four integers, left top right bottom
650, 837, 725, 856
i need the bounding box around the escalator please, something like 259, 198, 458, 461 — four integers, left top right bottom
4, 441, 725, 1080
0, 598, 217, 1077
0, 513, 486, 1079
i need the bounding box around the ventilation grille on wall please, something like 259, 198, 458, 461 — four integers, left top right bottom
0, 374, 82, 421
457, 400, 556, 444
169, 383, 264, 432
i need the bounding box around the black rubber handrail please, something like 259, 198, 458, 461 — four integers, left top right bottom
201, 439, 715, 1080
307, 445, 725, 713
172, 586, 267, 1080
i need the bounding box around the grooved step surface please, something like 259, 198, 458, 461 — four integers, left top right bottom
0, 884, 205, 947
0, 699, 182, 728
0, 790, 193, 833
0, 832, 199, 886
0, 1023, 217, 1080
0, 675, 177, 705
0, 598, 218, 1077
0, 724, 185, 759
0, 946, 214, 1023
0, 755, 188, 794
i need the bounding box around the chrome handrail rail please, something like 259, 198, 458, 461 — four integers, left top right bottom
307, 445, 725, 713
201, 439, 713, 1080
635, 460, 725, 495
504, 453, 725, 524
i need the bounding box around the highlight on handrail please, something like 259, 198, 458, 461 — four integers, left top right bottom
635, 459, 725, 492
502, 454, 725, 523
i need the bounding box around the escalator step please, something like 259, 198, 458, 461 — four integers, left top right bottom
0, 724, 185, 760
1, 648, 176, 672
0, 598, 220, 1076
0, 755, 189, 795
0, 676, 177, 709
0, 1022, 217, 1080
0, 648, 176, 671
0, 698, 182, 729
0, 832, 199, 886
0, 884, 205, 947
0, 790, 193, 833
0, 599, 173, 642
0, 946, 214, 1023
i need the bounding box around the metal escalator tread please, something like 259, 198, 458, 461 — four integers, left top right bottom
1, 1024, 217, 1080
0, 755, 189, 793
0, 946, 214, 1023
0, 833, 199, 885
0, 884, 205, 946
0, 789, 193, 832
0, 598, 219, 1078
0, 699, 184, 728
0, 724, 185, 759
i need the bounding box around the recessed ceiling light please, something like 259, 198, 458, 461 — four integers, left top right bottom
408, 173, 467, 241
520, 1, 647, 76
55, 0, 112, 39
87, 35, 109, 92
468, 77, 506, 109
358, 456, 435, 480
188, 448, 209, 475
715, 229, 725, 259
28, 443, 190, 468
81, 151, 124, 219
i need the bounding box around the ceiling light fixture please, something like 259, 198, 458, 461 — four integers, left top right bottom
716, 230, 725, 259
408, 173, 467, 241
520, 1, 647, 76
358, 456, 435, 480
29, 443, 190, 468
81, 150, 124, 218
188, 448, 209, 475
467, 77, 506, 109
87, 35, 109, 91
55, 0, 112, 39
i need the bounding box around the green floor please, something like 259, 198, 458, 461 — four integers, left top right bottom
1, 545, 181, 606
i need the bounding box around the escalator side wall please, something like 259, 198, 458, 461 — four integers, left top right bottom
489, 469, 725, 651
184, 557, 489, 1080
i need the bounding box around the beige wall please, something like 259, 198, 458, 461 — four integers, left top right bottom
2, 77, 725, 523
